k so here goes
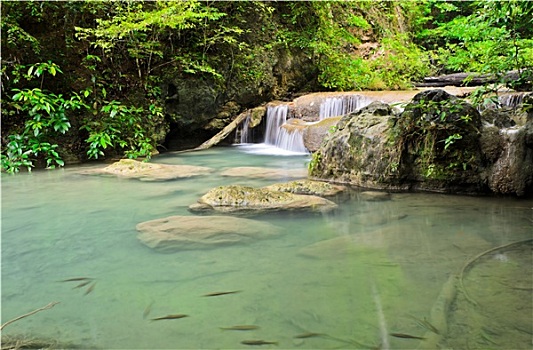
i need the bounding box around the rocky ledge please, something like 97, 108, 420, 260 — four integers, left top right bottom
309, 90, 533, 196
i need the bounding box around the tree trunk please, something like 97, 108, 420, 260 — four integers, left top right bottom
415, 71, 520, 87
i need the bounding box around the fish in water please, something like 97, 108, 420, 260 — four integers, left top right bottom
407, 315, 440, 335
143, 301, 154, 319
220, 325, 259, 331
84, 282, 96, 295
59, 277, 93, 282
294, 332, 325, 339
73, 280, 92, 289
241, 340, 278, 346
203, 290, 241, 297
390, 333, 426, 340
151, 314, 189, 321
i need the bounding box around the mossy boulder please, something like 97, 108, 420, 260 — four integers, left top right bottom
309, 89, 533, 196
309, 101, 405, 190
189, 185, 338, 214
394, 89, 485, 192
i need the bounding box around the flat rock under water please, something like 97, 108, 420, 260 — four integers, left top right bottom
136, 215, 281, 251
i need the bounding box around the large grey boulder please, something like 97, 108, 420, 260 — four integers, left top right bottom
137, 215, 280, 251
309, 101, 405, 190
309, 90, 533, 196
189, 185, 338, 214
485, 101, 533, 196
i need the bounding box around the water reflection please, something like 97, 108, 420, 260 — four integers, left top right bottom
1, 147, 532, 349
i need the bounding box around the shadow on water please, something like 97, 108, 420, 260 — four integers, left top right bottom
1, 146, 532, 349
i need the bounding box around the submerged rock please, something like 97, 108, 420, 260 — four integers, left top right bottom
87, 159, 213, 181
189, 185, 338, 214
263, 179, 345, 197
298, 232, 388, 259
220, 166, 307, 179
137, 215, 280, 251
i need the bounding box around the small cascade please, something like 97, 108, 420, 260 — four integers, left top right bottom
319, 95, 375, 120
499, 93, 526, 109
236, 115, 252, 143
275, 126, 308, 153
264, 105, 289, 145
264, 104, 308, 153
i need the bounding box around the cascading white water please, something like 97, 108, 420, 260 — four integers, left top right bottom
236, 95, 377, 154
319, 95, 375, 120
264, 105, 289, 145
237, 115, 252, 143
264, 104, 308, 153
499, 93, 525, 108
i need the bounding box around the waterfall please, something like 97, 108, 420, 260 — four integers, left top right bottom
264, 104, 308, 153
236, 115, 252, 143
319, 95, 375, 120
264, 105, 289, 145
499, 93, 525, 108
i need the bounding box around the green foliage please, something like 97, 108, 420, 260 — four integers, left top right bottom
0, 1, 42, 55
369, 35, 431, 90
1, 63, 88, 173
278, 2, 432, 91
308, 152, 322, 174
80, 100, 161, 160
416, 0, 533, 90
75, 1, 238, 84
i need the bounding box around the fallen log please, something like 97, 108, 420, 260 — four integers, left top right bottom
193, 105, 266, 151
193, 111, 250, 151
415, 70, 520, 87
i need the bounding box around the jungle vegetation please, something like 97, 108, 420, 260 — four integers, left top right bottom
1, 0, 532, 173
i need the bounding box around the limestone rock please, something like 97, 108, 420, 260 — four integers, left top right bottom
89, 159, 213, 181
189, 185, 338, 214
309, 91, 492, 194
309, 101, 403, 190
263, 179, 345, 197
302, 117, 342, 152
487, 122, 533, 196
220, 166, 307, 179
137, 215, 280, 251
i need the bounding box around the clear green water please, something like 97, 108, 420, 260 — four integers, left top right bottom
2, 146, 532, 349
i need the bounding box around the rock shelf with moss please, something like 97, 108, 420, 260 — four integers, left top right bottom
189, 185, 338, 214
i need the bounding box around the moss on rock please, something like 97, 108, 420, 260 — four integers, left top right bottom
189, 185, 338, 214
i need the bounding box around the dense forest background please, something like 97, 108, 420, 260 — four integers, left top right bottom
1, 0, 532, 173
